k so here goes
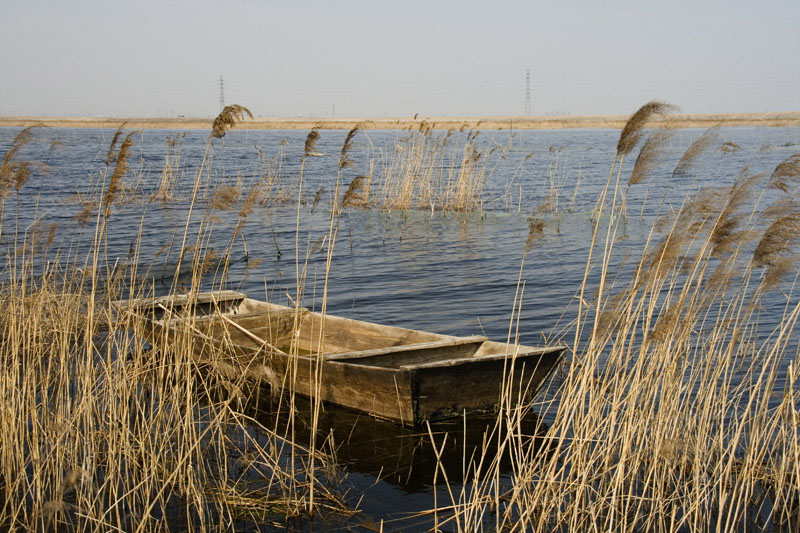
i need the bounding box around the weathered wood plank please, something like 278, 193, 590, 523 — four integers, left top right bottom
117, 292, 565, 424
329, 336, 488, 367
296, 312, 451, 353
412, 347, 564, 422
402, 345, 566, 370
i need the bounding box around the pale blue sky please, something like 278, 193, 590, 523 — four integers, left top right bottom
1, 0, 798, 117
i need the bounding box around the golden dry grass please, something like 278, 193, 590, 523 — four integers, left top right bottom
2, 101, 800, 531
4, 111, 800, 131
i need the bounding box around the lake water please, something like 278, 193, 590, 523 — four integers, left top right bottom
2, 124, 798, 529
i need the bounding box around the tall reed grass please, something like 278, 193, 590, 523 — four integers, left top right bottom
419, 104, 800, 532
0, 109, 352, 531
2, 103, 799, 531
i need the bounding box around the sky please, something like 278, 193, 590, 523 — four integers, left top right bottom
1, 0, 799, 118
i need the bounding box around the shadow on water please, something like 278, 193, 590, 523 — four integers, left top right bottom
201, 385, 553, 531
243, 389, 551, 494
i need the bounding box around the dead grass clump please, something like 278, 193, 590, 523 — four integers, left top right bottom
209, 183, 241, 211
461, 134, 800, 530
524, 217, 545, 251
154, 132, 186, 201
0, 118, 361, 531
374, 127, 497, 211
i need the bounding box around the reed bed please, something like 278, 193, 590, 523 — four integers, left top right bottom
1, 103, 799, 532
423, 104, 800, 532
0, 111, 352, 531
349, 123, 498, 212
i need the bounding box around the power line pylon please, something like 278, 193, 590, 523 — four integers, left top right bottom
524, 69, 532, 116
219, 75, 225, 110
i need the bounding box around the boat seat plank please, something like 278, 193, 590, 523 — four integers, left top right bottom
327, 335, 488, 368
114, 290, 247, 312
297, 313, 454, 353
400, 345, 566, 370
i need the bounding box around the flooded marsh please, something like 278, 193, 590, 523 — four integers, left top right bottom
2, 107, 800, 531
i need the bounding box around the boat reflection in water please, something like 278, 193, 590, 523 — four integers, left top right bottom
242, 389, 550, 492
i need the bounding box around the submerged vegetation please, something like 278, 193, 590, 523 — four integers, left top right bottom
0, 102, 799, 531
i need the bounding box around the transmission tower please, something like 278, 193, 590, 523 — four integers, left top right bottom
524, 69, 532, 116
218, 75, 225, 110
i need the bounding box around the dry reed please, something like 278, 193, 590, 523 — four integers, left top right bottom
211, 105, 253, 138
768, 153, 800, 192
433, 105, 800, 533
673, 126, 720, 177
0, 126, 47, 199
630, 128, 672, 185
616, 101, 676, 155
5, 102, 800, 532
0, 118, 353, 532
103, 131, 137, 217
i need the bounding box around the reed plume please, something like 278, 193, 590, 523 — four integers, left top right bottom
720, 141, 741, 152
105, 122, 129, 164
103, 131, 137, 217
708, 170, 762, 257
74, 201, 97, 225
617, 101, 676, 156
48, 140, 65, 154
630, 128, 672, 185
304, 128, 320, 157
339, 123, 362, 170
761, 195, 800, 222
211, 105, 253, 138
341, 176, 371, 208
238, 181, 262, 218
767, 153, 800, 192
673, 126, 720, 178
0, 126, 47, 198
312, 187, 325, 213
753, 212, 800, 267
753, 212, 800, 289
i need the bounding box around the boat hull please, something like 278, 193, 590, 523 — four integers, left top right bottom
116, 291, 565, 424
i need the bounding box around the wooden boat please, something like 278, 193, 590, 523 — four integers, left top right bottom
115, 290, 565, 425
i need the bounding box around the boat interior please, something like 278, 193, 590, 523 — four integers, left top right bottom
117, 291, 556, 370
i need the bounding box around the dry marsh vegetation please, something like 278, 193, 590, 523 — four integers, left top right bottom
423, 103, 800, 532
1, 102, 799, 531
0, 109, 352, 531
366, 123, 496, 211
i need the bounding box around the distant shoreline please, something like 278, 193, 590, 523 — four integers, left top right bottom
1, 112, 799, 131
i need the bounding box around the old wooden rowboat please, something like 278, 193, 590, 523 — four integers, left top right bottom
115, 290, 565, 425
